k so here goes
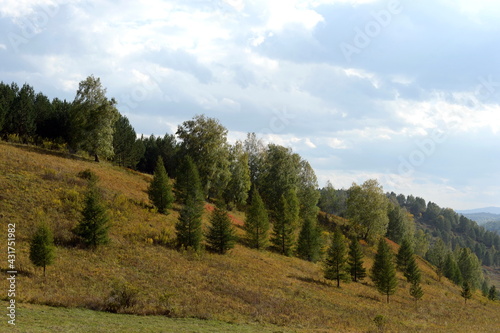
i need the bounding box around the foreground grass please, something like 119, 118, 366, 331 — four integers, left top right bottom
2, 302, 292, 333
1, 142, 500, 332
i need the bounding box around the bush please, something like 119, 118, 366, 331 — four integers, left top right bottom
105, 280, 138, 313
77, 169, 99, 182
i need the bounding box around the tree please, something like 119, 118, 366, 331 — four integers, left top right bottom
325, 229, 350, 287
243, 132, 265, 188
371, 238, 398, 303
70, 75, 119, 162
206, 205, 236, 254
409, 281, 424, 304
176, 115, 231, 199
271, 188, 299, 256
296, 159, 320, 221
176, 196, 203, 251
74, 182, 110, 249
175, 155, 204, 205
396, 238, 414, 272
426, 239, 447, 281
296, 216, 321, 262
223, 141, 251, 209
404, 254, 421, 284
244, 188, 270, 250
457, 247, 483, 289
488, 285, 497, 301
29, 220, 55, 276
386, 204, 414, 245
148, 157, 174, 214
318, 181, 337, 214
348, 238, 367, 282
461, 281, 472, 304
444, 252, 462, 285
9, 83, 36, 142
413, 229, 430, 257
346, 179, 389, 242
112, 114, 144, 169
260, 144, 301, 218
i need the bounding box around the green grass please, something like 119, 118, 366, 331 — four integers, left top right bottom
1, 141, 500, 332
3, 302, 294, 333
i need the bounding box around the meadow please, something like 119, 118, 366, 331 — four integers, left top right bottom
1, 142, 499, 332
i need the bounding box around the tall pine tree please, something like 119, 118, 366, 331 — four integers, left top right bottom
29, 220, 55, 276
296, 216, 321, 262
396, 237, 414, 272
206, 205, 236, 254
371, 238, 398, 303
271, 188, 299, 256
175, 155, 204, 205
74, 181, 110, 249
325, 229, 349, 287
404, 254, 421, 284
348, 238, 367, 282
244, 188, 270, 250
148, 157, 174, 214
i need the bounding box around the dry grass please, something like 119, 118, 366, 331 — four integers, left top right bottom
1, 141, 499, 332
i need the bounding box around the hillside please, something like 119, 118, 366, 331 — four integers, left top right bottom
1, 142, 499, 332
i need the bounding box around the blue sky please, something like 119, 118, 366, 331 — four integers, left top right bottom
1, 0, 500, 210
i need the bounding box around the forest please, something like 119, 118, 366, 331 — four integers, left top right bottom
1, 75, 499, 310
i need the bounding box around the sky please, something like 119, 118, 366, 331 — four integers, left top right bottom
1, 0, 500, 210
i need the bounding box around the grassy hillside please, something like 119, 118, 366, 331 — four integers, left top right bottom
1, 142, 499, 332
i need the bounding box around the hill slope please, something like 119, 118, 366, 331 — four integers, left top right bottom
1, 142, 499, 332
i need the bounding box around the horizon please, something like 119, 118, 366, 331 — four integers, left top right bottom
1, 0, 500, 210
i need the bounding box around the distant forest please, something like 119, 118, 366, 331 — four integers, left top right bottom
1, 76, 499, 273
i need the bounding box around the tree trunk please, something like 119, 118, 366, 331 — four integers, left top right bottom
94, 154, 100, 162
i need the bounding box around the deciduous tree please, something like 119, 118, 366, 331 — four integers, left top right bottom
70, 75, 119, 162
346, 179, 389, 242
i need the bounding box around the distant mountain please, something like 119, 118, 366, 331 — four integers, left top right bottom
456, 207, 500, 214
458, 212, 500, 225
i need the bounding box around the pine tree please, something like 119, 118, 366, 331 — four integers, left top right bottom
348, 238, 367, 282
148, 157, 174, 214
444, 253, 462, 285
176, 194, 203, 251
74, 182, 110, 249
296, 216, 321, 262
206, 205, 236, 254
29, 221, 55, 276
396, 238, 413, 272
244, 188, 270, 250
409, 281, 424, 304
325, 229, 350, 287
488, 285, 497, 301
175, 155, 204, 205
461, 281, 472, 304
404, 254, 421, 284
271, 188, 299, 256
371, 238, 398, 303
